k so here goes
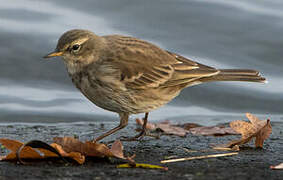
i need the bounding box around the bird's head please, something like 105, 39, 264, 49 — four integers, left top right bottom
44, 29, 105, 72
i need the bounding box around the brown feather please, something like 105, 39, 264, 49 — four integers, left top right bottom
102, 36, 221, 89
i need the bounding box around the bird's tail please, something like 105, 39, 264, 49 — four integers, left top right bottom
200, 69, 267, 83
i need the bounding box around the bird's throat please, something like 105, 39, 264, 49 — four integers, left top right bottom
64, 61, 83, 75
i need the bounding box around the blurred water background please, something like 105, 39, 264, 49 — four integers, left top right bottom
0, 0, 282, 125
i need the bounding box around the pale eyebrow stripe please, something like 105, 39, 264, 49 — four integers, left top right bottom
63, 37, 90, 50
73, 37, 90, 45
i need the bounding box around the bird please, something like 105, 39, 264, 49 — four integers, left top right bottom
44, 29, 266, 142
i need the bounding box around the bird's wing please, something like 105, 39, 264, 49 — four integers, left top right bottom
103, 35, 219, 89
163, 51, 220, 87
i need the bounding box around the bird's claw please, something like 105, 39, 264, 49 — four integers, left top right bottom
119, 130, 160, 142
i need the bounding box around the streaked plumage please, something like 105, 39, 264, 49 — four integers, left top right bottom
45, 29, 266, 142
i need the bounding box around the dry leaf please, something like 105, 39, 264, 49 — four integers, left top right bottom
0, 139, 23, 152
54, 137, 124, 159
270, 163, 283, 170
136, 119, 238, 137
110, 140, 125, 159
53, 137, 84, 153
54, 137, 111, 157
49, 143, 85, 164
181, 123, 202, 130
0, 137, 126, 164
255, 119, 272, 148
216, 113, 272, 148
0, 139, 42, 160
189, 126, 238, 136
136, 119, 187, 137
157, 123, 188, 137
0, 139, 85, 164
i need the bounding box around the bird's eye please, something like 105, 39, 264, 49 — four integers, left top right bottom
72, 44, 80, 51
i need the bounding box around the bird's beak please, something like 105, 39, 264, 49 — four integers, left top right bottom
43, 51, 63, 58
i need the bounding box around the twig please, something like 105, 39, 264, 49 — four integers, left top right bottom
213, 145, 240, 151
161, 152, 238, 163
182, 148, 198, 153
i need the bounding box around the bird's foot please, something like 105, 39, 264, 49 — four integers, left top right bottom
119, 130, 160, 142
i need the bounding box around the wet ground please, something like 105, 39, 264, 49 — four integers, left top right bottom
0, 118, 282, 180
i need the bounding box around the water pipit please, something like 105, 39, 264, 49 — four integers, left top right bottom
44, 29, 266, 142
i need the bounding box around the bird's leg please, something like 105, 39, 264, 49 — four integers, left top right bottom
120, 112, 150, 141
93, 112, 129, 142
134, 112, 149, 138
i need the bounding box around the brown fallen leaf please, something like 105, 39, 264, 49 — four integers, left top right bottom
49, 143, 85, 164
0, 139, 88, 164
157, 123, 188, 137
136, 119, 238, 137
215, 113, 272, 148
188, 126, 239, 136
270, 163, 283, 170
54, 137, 112, 157
54, 137, 125, 159
110, 140, 125, 159
0, 137, 126, 164
181, 123, 202, 130
0, 139, 42, 160
136, 119, 188, 137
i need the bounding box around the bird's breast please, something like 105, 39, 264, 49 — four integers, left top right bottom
69, 69, 180, 114
70, 70, 133, 113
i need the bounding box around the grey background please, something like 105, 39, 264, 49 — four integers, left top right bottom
0, 0, 282, 124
